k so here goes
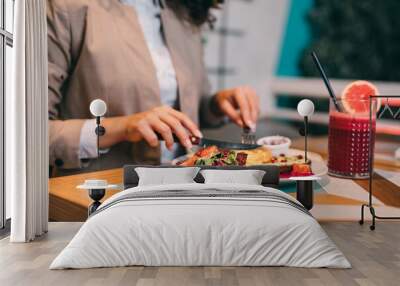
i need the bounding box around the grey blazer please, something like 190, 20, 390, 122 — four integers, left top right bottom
47, 0, 218, 175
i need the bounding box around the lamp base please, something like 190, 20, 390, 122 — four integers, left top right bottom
88, 188, 105, 216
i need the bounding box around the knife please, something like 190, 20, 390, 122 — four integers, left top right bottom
157, 134, 261, 150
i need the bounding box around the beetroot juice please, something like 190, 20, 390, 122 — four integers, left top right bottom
328, 111, 376, 178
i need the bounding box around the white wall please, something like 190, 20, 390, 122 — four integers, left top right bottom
5, 0, 15, 220
203, 0, 290, 116
5, 44, 13, 219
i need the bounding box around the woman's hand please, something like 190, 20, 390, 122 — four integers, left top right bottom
214, 86, 260, 130
125, 106, 202, 149
101, 106, 202, 150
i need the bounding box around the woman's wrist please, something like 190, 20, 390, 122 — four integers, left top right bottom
99, 116, 130, 148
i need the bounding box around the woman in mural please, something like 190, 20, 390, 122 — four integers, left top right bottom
47, 0, 259, 175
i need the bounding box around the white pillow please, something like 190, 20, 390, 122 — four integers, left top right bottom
200, 169, 266, 185
135, 167, 200, 186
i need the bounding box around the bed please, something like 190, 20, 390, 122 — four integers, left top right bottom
50, 165, 350, 269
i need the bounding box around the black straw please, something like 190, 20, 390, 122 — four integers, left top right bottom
311, 51, 341, 112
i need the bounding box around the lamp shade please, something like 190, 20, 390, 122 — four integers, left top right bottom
90, 99, 107, 117
297, 99, 315, 117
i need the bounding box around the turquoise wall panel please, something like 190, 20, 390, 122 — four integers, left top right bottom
276, 0, 313, 76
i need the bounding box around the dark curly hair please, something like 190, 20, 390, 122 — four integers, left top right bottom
165, 0, 223, 27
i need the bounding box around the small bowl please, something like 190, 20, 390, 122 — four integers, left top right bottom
257, 136, 291, 156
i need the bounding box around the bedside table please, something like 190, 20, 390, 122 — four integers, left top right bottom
296, 180, 314, 210
77, 179, 120, 217
290, 177, 320, 210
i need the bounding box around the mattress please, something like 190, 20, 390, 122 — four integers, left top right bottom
50, 183, 350, 269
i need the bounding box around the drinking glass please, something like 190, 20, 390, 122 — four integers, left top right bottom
328, 98, 377, 179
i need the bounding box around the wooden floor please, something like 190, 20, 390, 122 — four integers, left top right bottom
1, 222, 400, 286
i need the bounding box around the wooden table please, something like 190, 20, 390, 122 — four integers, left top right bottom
49, 169, 123, 221
49, 136, 400, 222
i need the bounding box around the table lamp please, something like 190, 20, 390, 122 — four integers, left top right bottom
77, 99, 119, 216
90, 99, 107, 158
297, 99, 315, 162
293, 99, 317, 210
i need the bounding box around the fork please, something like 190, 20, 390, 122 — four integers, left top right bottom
241, 126, 256, 145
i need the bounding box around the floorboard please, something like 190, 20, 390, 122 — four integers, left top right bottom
0, 222, 399, 286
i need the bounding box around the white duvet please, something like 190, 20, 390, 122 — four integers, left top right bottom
50, 183, 350, 269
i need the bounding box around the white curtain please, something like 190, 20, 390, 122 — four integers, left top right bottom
8, 0, 48, 242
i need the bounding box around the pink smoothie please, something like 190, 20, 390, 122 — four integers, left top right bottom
328, 111, 376, 178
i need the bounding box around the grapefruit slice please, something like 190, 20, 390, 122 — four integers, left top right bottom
341, 80, 380, 113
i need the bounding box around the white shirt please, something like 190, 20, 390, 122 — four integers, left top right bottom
80, 0, 179, 163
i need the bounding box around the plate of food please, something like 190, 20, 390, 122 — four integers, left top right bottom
172, 145, 327, 185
